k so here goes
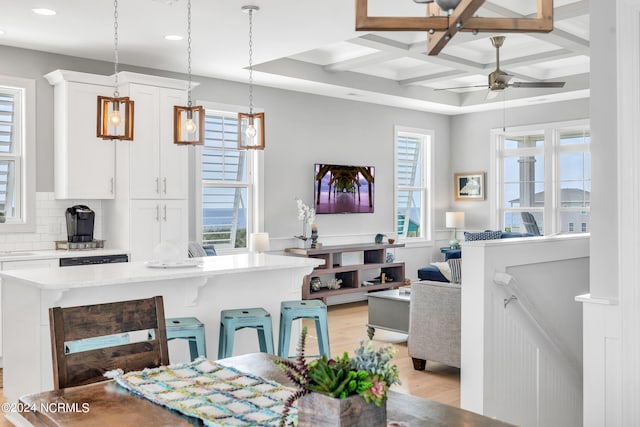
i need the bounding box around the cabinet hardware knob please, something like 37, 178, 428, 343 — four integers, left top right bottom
163, 177, 167, 194
156, 177, 160, 194
110, 177, 114, 194
163, 205, 167, 221
156, 205, 160, 221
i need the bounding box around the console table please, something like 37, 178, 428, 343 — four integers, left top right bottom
285, 243, 405, 302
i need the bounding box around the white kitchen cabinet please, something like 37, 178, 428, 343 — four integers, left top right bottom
101, 72, 191, 262
129, 199, 188, 262
128, 84, 188, 200
45, 70, 116, 199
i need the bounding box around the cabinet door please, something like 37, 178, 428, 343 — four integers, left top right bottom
129, 200, 162, 262
57, 82, 115, 199
159, 88, 188, 199
160, 199, 189, 259
129, 84, 161, 199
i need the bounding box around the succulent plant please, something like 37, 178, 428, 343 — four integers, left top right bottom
276, 326, 400, 425
305, 353, 371, 399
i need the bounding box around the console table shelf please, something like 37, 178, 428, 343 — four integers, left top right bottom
285, 243, 405, 302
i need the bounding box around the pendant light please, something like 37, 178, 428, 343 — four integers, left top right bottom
97, 0, 134, 140
238, 5, 265, 150
174, 0, 204, 145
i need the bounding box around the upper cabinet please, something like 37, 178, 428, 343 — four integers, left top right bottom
127, 84, 187, 200
45, 70, 116, 199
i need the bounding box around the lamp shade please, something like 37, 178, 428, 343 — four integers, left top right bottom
249, 232, 270, 252
445, 211, 465, 228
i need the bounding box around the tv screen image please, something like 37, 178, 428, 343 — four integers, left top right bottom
314, 164, 375, 214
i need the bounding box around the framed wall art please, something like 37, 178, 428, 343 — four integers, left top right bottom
454, 172, 485, 201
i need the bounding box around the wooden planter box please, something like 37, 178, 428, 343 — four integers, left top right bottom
297, 392, 387, 427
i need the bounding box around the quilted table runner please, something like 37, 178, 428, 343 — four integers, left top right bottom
106, 358, 296, 427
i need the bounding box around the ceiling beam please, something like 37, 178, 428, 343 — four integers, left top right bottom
399, 70, 468, 86
324, 51, 400, 72
352, 35, 486, 74
480, 2, 590, 54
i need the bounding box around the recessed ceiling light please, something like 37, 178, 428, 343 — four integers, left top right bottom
0, 30, 5, 36
32, 8, 57, 16
164, 34, 184, 41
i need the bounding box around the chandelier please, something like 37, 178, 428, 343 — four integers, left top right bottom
355, 0, 554, 55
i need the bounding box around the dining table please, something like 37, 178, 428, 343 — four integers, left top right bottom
17, 353, 514, 426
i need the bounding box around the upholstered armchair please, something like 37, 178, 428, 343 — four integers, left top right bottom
408, 280, 461, 370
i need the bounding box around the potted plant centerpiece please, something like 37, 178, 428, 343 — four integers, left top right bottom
277, 326, 400, 427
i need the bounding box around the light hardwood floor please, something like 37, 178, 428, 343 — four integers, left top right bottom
304, 301, 460, 406
0, 301, 460, 426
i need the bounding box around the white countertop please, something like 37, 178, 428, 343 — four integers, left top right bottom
0, 248, 128, 262
0, 253, 324, 290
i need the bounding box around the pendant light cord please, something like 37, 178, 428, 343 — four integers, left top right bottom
248, 9, 254, 115
113, 0, 120, 97
187, 0, 192, 107
502, 91, 506, 132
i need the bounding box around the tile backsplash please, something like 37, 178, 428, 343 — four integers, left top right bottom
0, 192, 103, 252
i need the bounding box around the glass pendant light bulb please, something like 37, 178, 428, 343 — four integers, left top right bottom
109, 101, 121, 126
245, 123, 257, 139
109, 109, 121, 126
184, 117, 197, 135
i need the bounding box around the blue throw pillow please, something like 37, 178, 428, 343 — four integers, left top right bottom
464, 230, 502, 241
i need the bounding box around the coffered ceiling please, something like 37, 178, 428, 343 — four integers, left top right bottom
0, 0, 590, 115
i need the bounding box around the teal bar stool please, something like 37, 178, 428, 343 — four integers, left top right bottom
218, 307, 274, 359
166, 317, 207, 362
278, 300, 330, 359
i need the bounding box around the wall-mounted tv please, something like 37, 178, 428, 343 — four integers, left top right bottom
314, 164, 375, 214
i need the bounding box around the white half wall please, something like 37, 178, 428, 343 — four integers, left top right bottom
461, 235, 589, 426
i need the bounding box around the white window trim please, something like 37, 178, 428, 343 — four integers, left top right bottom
393, 125, 433, 243
0, 75, 35, 232
193, 100, 263, 254
491, 119, 590, 235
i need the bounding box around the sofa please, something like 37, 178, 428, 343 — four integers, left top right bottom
408, 280, 461, 369
417, 230, 534, 282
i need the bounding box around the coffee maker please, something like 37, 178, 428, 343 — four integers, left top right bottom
65, 205, 95, 243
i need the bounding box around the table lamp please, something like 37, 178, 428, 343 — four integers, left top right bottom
445, 212, 465, 249
249, 232, 270, 253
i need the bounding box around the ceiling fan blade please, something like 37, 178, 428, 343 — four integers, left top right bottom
495, 74, 513, 84
434, 84, 488, 91
486, 89, 500, 100
509, 81, 566, 88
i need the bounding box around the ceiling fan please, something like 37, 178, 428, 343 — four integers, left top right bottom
437, 36, 566, 97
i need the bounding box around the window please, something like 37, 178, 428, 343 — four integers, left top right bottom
0, 89, 18, 217
496, 121, 590, 235
394, 126, 432, 241
199, 107, 258, 251
0, 77, 35, 231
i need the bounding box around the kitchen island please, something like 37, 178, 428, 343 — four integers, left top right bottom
0, 253, 323, 403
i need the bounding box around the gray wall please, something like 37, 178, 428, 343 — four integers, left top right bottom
450, 98, 590, 230
0, 44, 451, 258
1, 43, 593, 275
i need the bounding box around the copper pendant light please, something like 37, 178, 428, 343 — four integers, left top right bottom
174, 0, 204, 145
97, 0, 134, 140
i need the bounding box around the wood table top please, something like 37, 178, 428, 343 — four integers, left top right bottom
18, 353, 514, 427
